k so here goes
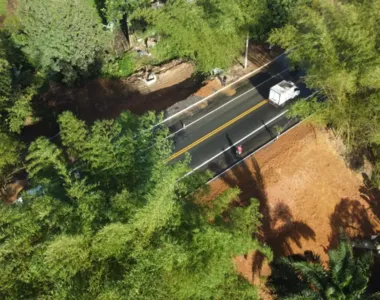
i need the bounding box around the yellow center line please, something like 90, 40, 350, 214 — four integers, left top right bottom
167, 99, 268, 161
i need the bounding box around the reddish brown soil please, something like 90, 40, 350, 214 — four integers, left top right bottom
194, 79, 236, 98
207, 123, 380, 288
1, 179, 27, 204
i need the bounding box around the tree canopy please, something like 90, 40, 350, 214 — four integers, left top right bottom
133, 0, 267, 72
0, 110, 268, 299
10, 0, 111, 83
269, 236, 380, 299
0, 30, 38, 193
270, 0, 380, 152
2, 0, 380, 298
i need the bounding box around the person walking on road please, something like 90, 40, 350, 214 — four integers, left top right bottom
222, 76, 227, 86
236, 145, 243, 156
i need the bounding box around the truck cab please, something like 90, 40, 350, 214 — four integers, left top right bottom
268, 80, 300, 107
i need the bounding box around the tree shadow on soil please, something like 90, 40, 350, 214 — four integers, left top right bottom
328, 197, 380, 294
23, 75, 205, 141
211, 155, 315, 277
247, 44, 282, 69
328, 198, 376, 249
39, 75, 205, 122
359, 173, 380, 223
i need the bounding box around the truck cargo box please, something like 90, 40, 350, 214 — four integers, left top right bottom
269, 80, 300, 106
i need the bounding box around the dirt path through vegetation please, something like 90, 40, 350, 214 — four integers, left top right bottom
207, 122, 380, 286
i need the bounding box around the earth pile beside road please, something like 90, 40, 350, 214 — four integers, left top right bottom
205, 122, 380, 284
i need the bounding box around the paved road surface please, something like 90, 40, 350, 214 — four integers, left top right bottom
167, 60, 311, 175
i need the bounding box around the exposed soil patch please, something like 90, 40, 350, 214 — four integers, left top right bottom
206, 123, 380, 288
1, 179, 27, 204
38, 61, 202, 124
194, 78, 236, 98
7, 0, 17, 13
36, 44, 280, 125
247, 43, 282, 70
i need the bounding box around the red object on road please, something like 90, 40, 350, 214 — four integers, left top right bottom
237, 145, 243, 155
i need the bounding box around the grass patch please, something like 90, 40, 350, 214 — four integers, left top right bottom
0, 0, 7, 15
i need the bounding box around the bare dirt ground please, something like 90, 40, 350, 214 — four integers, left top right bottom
206, 122, 380, 292
1, 179, 27, 204
194, 79, 236, 98
38, 60, 202, 123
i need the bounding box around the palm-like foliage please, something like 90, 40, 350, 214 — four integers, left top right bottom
269, 236, 380, 299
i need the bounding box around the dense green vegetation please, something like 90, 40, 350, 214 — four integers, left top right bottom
133, 0, 266, 72
269, 236, 380, 299
9, 0, 111, 84
269, 0, 380, 179
0, 111, 268, 298
3, 0, 300, 82
0, 31, 40, 191
1, 0, 380, 298
0, 0, 6, 16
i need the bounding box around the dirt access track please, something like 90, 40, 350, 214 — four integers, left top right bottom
207, 122, 380, 284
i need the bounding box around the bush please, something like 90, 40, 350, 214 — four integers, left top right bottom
117, 53, 135, 76
102, 53, 136, 78
0, 0, 6, 16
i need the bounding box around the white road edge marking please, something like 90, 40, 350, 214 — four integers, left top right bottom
206, 119, 307, 184
207, 114, 315, 184
152, 52, 287, 129
182, 109, 289, 178
184, 91, 319, 180
167, 68, 289, 138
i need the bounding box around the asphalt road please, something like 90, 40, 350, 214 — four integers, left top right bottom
167, 60, 311, 175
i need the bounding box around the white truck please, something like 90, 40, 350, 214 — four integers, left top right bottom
268, 80, 300, 107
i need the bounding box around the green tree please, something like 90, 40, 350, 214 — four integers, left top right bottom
103, 0, 150, 24
11, 0, 111, 83
263, 0, 310, 33
134, 0, 266, 72
0, 31, 38, 197
269, 237, 380, 299
0, 110, 268, 299
44, 235, 91, 280
0, 29, 44, 135
269, 0, 380, 153
0, 130, 23, 200
0, 56, 11, 107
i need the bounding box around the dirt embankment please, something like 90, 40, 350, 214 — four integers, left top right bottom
36, 44, 280, 124
38, 60, 201, 123
207, 122, 380, 286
